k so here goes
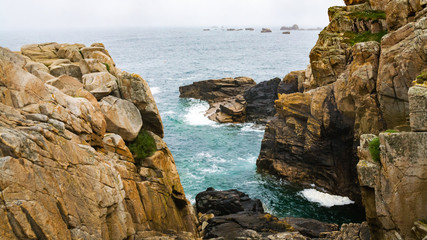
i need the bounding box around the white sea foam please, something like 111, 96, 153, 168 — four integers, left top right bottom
241, 123, 265, 133
184, 101, 216, 126
200, 164, 223, 174
150, 87, 160, 95
198, 152, 227, 163
300, 189, 354, 207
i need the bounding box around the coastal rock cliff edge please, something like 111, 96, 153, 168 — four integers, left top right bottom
0, 44, 198, 239
257, 0, 427, 202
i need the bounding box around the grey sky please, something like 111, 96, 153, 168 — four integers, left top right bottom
0, 0, 344, 31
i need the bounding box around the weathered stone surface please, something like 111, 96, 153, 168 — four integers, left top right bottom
207, 95, 247, 123
244, 77, 281, 123
49, 59, 82, 80
195, 188, 264, 216
79, 58, 109, 75
278, 70, 305, 94
284, 217, 339, 238
358, 131, 427, 240
409, 86, 427, 131
82, 72, 119, 100
0, 47, 26, 68
344, 0, 368, 5
25, 60, 55, 81
21, 42, 59, 66
80, 47, 116, 75
179, 77, 256, 103
321, 222, 370, 240
57, 43, 85, 62
117, 70, 164, 138
377, 16, 427, 129
99, 96, 142, 142
0, 45, 199, 239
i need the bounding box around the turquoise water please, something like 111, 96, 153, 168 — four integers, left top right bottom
1, 28, 365, 224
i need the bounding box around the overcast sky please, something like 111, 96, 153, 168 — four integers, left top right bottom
0, 0, 344, 31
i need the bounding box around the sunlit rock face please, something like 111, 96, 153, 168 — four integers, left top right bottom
0, 45, 198, 239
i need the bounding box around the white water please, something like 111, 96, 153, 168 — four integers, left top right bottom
299, 189, 355, 207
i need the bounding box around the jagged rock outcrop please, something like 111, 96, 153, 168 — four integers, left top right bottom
179, 77, 290, 124
244, 77, 281, 123
179, 77, 256, 123
357, 85, 427, 240
257, 0, 427, 203
0, 45, 198, 239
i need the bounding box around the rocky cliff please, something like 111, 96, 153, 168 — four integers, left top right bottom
357, 85, 427, 240
0, 44, 198, 239
257, 0, 427, 201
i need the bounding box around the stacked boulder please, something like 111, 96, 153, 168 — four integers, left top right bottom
0, 44, 197, 239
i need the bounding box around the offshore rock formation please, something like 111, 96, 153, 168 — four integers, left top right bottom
0, 44, 197, 239
357, 86, 427, 240
179, 77, 283, 124
257, 0, 427, 201
179, 77, 256, 123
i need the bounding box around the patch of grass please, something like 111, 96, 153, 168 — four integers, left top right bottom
368, 137, 380, 162
79, 50, 84, 59
415, 71, 427, 84
349, 10, 386, 20
128, 130, 157, 164
344, 30, 388, 45
103, 63, 110, 73
384, 129, 398, 133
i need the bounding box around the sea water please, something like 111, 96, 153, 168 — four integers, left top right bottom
0, 27, 365, 224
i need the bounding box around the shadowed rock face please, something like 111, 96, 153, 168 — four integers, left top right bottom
257, 1, 427, 204
0, 46, 198, 239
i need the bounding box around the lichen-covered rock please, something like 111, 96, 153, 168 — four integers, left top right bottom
79, 58, 109, 75
344, 0, 368, 5
99, 96, 142, 142
49, 59, 82, 80
82, 72, 119, 100
0, 45, 198, 239
80, 47, 116, 75
358, 131, 427, 239
409, 86, 427, 131
21, 42, 59, 66
377, 16, 427, 129
117, 70, 164, 137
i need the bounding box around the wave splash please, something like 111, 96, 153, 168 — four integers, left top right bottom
299, 189, 354, 207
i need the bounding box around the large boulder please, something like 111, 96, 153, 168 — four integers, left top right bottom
99, 96, 142, 141
57, 43, 85, 62
116, 70, 164, 137
49, 59, 82, 80
82, 72, 119, 100
244, 77, 281, 123
79, 58, 109, 75
206, 95, 247, 123
278, 70, 305, 94
21, 42, 59, 66
80, 46, 116, 75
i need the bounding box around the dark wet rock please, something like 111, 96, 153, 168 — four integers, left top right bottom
244, 77, 281, 123
284, 217, 339, 238
195, 188, 264, 216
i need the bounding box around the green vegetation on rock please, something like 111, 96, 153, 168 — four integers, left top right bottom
349, 10, 386, 20
128, 130, 157, 163
416, 71, 427, 84
384, 129, 398, 133
344, 30, 387, 45
103, 63, 111, 73
368, 137, 380, 162
79, 50, 84, 59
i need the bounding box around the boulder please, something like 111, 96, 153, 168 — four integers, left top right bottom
49, 59, 82, 79
79, 58, 109, 75
80, 47, 116, 75
82, 72, 119, 100
0, 46, 26, 68
179, 77, 256, 103
244, 77, 281, 123
207, 95, 246, 123
116, 70, 164, 137
99, 96, 142, 141
21, 42, 59, 66
195, 188, 264, 216
261, 28, 272, 33
57, 43, 85, 62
